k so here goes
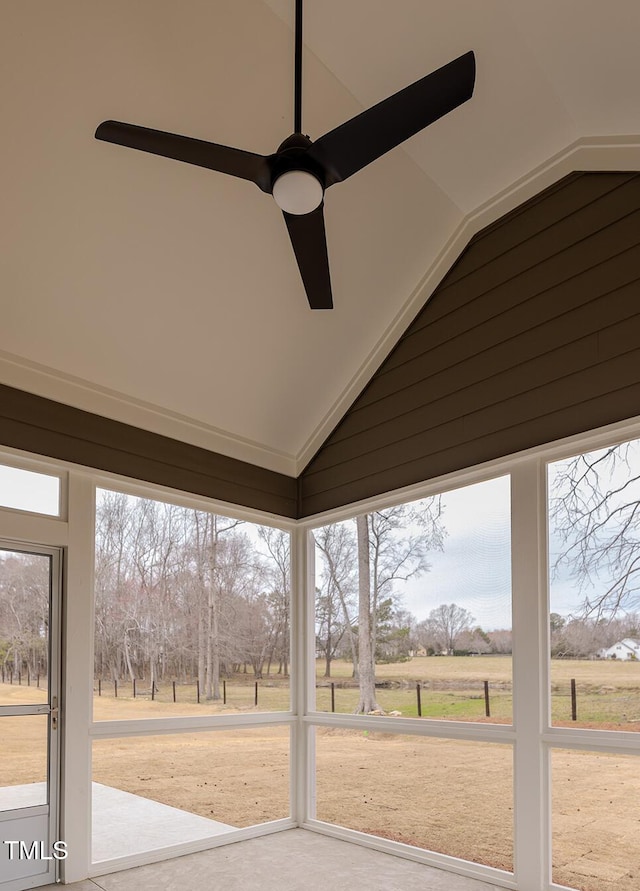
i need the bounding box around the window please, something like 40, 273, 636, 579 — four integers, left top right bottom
548, 437, 640, 728
94, 489, 291, 719
315, 730, 513, 871
92, 726, 290, 862
307, 475, 513, 879
551, 748, 640, 891
547, 436, 640, 891
312, 476, 512, 723
0, 463, 60, 516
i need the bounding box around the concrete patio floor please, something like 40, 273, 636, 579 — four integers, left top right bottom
0, 782, 234, 862
54, 829, 498, 891
2, 785, 500, 889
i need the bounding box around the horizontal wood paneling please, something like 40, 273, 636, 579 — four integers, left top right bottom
303, 380, 640, 514
0, 385, 297, 518
302, 344, 640, 500
308, 279, 640, 466
350, 247, 640, 414
434, 172, 636, 292
299, 172, 640, 517
384, 198, 640, 376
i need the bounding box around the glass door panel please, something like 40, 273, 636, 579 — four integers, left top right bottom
0, 550, 51, 705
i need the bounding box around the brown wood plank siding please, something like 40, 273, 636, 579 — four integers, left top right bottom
435, 172, 636, 292
0, 385, 297, 517
299, 172, 640, 517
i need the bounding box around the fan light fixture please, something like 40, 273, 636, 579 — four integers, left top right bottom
94, 0, 476, 309
272, 169, 324, 215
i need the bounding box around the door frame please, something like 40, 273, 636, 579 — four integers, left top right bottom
0, 541, 62, 891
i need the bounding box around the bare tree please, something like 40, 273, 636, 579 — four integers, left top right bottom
354, 498, 445, 714
456, 626, 492, 655
486, 628, 512, 654
314, 522, 358, 678
355, 514, 378, 713
550, 440, 640, 619
257, 527, 291, 676
425, 603, 474, 655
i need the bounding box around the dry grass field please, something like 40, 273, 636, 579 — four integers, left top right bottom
2, 657, 640, 891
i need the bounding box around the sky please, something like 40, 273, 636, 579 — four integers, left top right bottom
0, 464, 60, 516
386, 476, 513, 629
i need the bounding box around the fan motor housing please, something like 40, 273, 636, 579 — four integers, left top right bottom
270, 133, 326, 195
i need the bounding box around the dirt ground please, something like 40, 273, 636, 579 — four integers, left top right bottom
2, 680, 640, 891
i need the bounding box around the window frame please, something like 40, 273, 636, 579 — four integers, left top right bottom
298, 414, 640, 890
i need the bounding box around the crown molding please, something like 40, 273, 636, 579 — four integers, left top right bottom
0, 350, 297, 477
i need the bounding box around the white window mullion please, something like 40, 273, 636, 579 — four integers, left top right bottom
511, 460, 550, 890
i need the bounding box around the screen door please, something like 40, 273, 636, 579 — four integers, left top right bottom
0, 543, 61, 890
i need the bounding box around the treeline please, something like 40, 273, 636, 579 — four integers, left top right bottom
94, 491, 290, 698
0, 552, 49, 678
550, 612, 640, 658
316, 586, 512, 667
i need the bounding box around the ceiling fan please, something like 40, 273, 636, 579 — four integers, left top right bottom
95, 1, 475, 310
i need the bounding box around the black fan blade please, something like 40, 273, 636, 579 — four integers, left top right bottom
309, 51, 475, 187
283, 206, 333, 309
95, 121, 272, 192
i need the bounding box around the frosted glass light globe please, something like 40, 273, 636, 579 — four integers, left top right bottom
272, 170, 324, 215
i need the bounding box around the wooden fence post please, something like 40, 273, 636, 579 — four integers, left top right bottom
133, 678, 136, 698
571, 678, 577, 721
223, 680, 226, 704
331, 682, 335, 713
196, 679, 200, 703
416, 681, 422, 717
254, 681, 258, 707
114, 679, 118, 698
484, 680, 491, 718
172, 680, 176, 703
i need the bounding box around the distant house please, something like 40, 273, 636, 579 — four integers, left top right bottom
597, 638, 640, 661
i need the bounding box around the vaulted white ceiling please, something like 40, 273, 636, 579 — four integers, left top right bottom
2, 1, 640, 475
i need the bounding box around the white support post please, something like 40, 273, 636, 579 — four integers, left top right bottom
511, 460, 550, 890
59, 473, 95, 883
305, 530, 316, 822
292, 525, 316, 825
